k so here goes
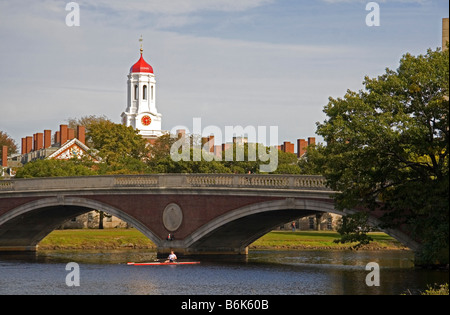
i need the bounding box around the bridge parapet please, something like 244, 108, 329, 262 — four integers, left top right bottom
114, 176, 159, 187
0, 181, 13, 191
0, 174, 331, 193
0, 174, 423, 255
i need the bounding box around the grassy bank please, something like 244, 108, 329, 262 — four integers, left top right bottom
38, 229, 408, 251
250, 231, 408, 250
38, 229, 156, 250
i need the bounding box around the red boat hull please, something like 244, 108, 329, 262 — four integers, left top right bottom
127, 261, 200, 266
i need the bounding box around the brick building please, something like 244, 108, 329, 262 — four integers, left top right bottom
280, 213, 341, 231
1, 124, 92, 178
279, 137, 316, 158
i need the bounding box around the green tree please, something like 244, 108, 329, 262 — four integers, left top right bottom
67, 115, 111, 147
148, 134, 178, 163
147, 134, 232, 174
87, 120, 150, 173
148, 134, 305, 175
222, 143, 259, 174
316, 48, 449, 265
221, 143, 298, 174
297, 144, 325, 175
15, 159, 96, 178
68, 115, 151, 174
333, 212, 374, 249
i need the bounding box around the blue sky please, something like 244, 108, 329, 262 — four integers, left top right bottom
0, 0, 448, 150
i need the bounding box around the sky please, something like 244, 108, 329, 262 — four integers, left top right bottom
0, 0, 448, 150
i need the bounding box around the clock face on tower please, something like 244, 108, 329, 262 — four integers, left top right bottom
141, 115, 152, 126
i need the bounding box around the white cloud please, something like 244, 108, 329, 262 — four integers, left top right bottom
88, 0, 275, 15
80, 0, 276, 29
0, 0, 275, 31
0, 0, 446, 147
0, 0, 275, 15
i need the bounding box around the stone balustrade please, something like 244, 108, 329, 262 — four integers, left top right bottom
0, 174, 331, 192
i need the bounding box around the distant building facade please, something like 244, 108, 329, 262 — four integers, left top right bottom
280, 213, 341, 231
60, 212, 129, 230
1, 124, 91, 178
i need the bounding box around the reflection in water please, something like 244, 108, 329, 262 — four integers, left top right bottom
0, 249, 447, 295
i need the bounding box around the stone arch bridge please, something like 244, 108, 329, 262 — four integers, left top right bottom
0, 174, 419, 256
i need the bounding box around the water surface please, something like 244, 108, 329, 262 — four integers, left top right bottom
0, 249, 447, 295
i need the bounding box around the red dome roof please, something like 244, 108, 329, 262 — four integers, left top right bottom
130, 53, 153, 73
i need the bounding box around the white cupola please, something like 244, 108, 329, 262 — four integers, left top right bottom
121, 37, 163, 139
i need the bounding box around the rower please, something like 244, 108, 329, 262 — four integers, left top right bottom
165, 250, 177, 263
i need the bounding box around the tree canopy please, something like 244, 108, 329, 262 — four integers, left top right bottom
15, 158, 95, 178
314, 47, 449, 265
14, 118, 305, 177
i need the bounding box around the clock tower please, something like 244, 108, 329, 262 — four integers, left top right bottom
121, 37, 163, 139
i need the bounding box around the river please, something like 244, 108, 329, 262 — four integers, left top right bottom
0, 249, 447, 295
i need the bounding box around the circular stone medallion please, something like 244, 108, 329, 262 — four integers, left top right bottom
162, 203, 183, 232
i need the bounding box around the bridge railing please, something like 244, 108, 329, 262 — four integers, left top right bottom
0, 174, 331, 192
185, 174, 329, 190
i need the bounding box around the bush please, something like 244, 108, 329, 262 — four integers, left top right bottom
421, 283, 449, 295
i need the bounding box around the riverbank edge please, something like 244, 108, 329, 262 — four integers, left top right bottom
37, 229, 409, 251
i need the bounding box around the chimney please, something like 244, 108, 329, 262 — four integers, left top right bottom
68, 128, 75, 141
33, 133, 37, 151
36, 133, 44, 151
26, 136, 33, 154
44, 130, 52, 148
208, 135, 215, 153
53, 131, 61, 144
77, 126, 86, 145
60, 125, 68, 145
1, 146, 7, 168
297, 139, 308, 158
308, 137, 316, 146
283, 141, 294, 154
21, 138, 26, 155
443, 18, 449, 51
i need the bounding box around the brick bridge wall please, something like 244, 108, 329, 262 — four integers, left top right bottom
0, 175, 420, 255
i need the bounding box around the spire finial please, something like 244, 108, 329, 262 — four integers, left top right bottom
139, 35, 143, 54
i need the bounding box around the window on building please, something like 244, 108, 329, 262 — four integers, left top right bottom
134, 85, 138, 100
143, 85, 147, 100
327, 217, 333, 230
151, 86, 154, 101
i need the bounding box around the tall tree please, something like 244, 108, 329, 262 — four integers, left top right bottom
87, 120, 150, 167
67, 115, 111, 147
316, 48, 449, 265
297, 144, 325, 175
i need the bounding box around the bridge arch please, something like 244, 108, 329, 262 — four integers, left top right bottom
0, 175, 422, 255
175, 198, 420, 255
0, 196, 162, 251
